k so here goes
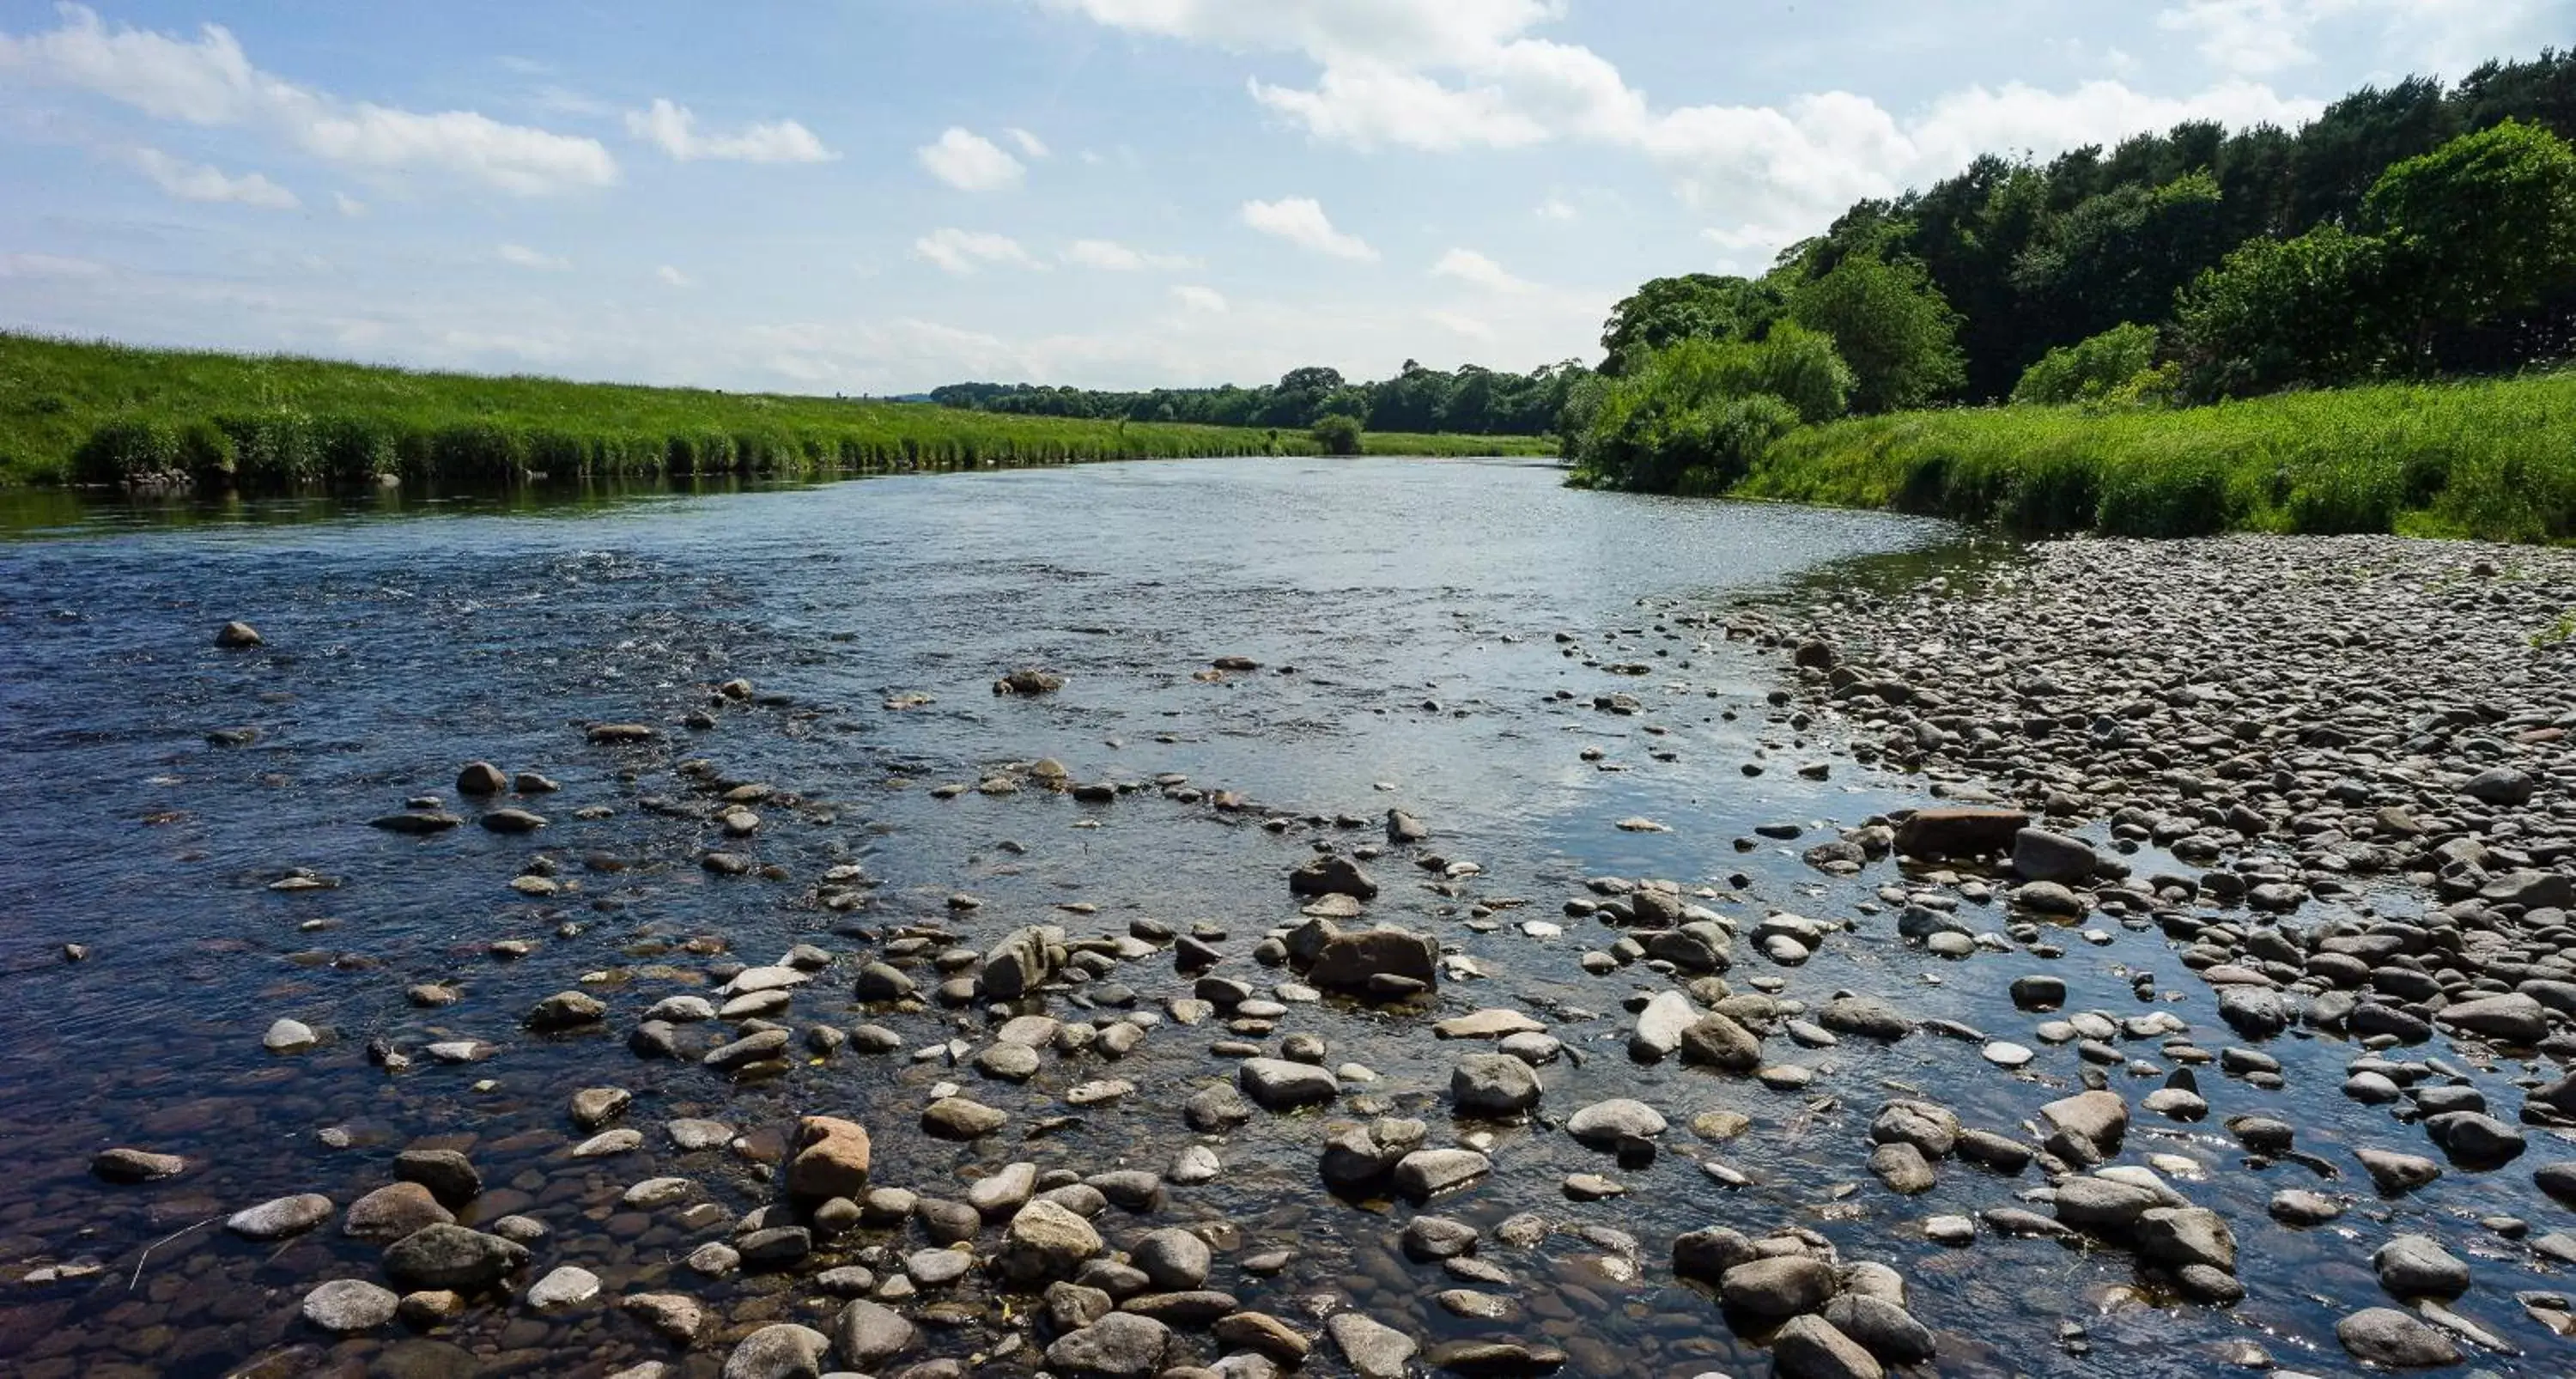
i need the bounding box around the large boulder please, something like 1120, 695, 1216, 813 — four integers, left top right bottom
1307, 928, 1433, 991
1893, 806, 2031, 859
2435, 993, 2550, 1044
981, 926, 1064, 1000
1290, 855, 1379, 900
831, 1298, 915, 1370
996, 1200, 1103, 1284
1449, 1053, 1541, 1115
723, 1322, 833, 1379
787, 1116, 872, 1199
381, 1224, 529, 1291
2038, 1090, 2128, 1165
2011, 828, 2101, 884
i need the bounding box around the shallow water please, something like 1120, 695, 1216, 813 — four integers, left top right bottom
0, 458, 2561, 1377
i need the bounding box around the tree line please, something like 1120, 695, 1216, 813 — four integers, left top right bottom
1571, 49, 2576, 489
932, 360, 1593, 439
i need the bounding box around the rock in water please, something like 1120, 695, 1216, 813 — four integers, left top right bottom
301, 1279, 398, 1333
2335, 1308, 2462, 1369
91, 1147, 185, 1183
1892, 806, 2029, 858
832, 1298, 915, 1370
214, 621, 263, 648
1327, 1313, 1419, 1379
1238, 1057, 1340, 1109
2038, 1090, 2128, 1165
1308, 928, 1435, 992
381, 1224, 530, 1291
787, 1115, 872, 1199
227, 1194, 333, 1241
1450, 1053, 1542, 1115
722, 1322, 833, 1379
1771, 1314, 1884, 1379
1291, 855, 1380, 900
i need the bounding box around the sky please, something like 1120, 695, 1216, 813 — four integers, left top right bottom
0, 1, 2568, 397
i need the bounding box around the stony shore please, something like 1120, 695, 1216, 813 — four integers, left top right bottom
19, 532, 2576, 1379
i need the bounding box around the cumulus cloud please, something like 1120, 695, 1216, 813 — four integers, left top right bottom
1534, 194, 1576, 221
1240, 197, 1376, 260
332, 191, 366, 216
496, 243, 568, 270
624, 98, 835, 162
656, 264, 692, 288
2158, 0, 2560, 82
1051, 0, 2372, 260
1005, 126, 1049, 158
917, 127, 1025, 191
0, 5, 617, 194
1061, 238, 1194, 270
1170, 283, 1228, 313
1430, 247, 1528, 293
913, 228, 1038, 275
130, 147, 298, 208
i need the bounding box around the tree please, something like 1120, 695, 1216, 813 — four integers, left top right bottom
1597, 274, 1783, 373
2013, 172, 2229, 347
1309, 413, 1364, 455
2173, 226, 2392, 398
2363, 118, 2576, 358
1785, 252, 1966, 412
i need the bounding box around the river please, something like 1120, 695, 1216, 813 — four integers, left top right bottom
0, 457, 2557, 1379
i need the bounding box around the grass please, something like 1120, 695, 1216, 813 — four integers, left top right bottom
0, 332, 1552, 488
1730, 370, 2576, 543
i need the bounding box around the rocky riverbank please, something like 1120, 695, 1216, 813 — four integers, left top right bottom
12, 526, 2576, 1379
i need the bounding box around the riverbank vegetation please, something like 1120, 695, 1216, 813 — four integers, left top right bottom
0, 333, 1544, 489
1568, 50, 2576, 541
933, 359, 1588, 437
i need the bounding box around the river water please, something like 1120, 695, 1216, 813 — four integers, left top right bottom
0, 457, 2559, 1378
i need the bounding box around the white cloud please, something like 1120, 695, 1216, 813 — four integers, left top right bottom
624, 98, 835, 163
1055, 0, 2359, 258
1430, 247, 1528, 293
0, 251, 112, 278
1171, 284, 1228, 313
130, 147, 298, 209
333, 191, 366, 216
0, 5, 617, 194
1250, 63, 1549, 149
656, 264, 692, 288
2158, 0, 2559, 82
917, 127, 1025, 191
496, 243, 568, 270
1005, 126, 1049, 158
1427, 308, 1496, 340
1534, 194, 1576, 221
913, 228, 1038, 275
2155, 1, 2314, 76
1061, 238, 1194, 270
1240, 196, 1376, 260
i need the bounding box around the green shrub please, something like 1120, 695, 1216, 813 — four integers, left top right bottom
2012, 324, 2162, 405
1309, 414, 1364, 455
72, 417, 180, 483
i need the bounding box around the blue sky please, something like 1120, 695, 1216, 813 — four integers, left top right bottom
0, 0, 2567, 395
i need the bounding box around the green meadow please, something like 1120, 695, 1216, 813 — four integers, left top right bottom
0, 333, 1549, 489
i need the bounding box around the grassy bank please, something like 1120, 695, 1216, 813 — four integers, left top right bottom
1727, 370, 2576, 543
0, 333, 1550, 488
